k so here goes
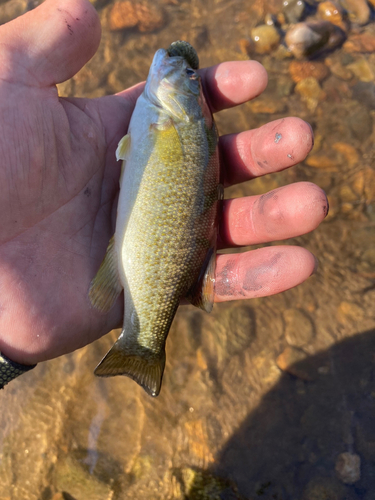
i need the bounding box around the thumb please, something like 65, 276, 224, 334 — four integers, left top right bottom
0, 0, 101, 87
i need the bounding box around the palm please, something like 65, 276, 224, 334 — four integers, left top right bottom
0, 79, 134, 362
0, 0, 326, 366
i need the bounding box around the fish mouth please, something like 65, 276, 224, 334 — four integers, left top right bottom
145, 49, 183, 107
167, 41, 199, 69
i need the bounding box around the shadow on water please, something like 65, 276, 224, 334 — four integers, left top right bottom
180, 329, 375, 500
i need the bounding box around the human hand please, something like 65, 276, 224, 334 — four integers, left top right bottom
0, 0, 326, 366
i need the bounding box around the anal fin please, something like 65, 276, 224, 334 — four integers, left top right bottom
94, 337, 166, 397
89, 236, 122, 313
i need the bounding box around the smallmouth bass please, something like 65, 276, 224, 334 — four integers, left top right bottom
89, 41, 221, 397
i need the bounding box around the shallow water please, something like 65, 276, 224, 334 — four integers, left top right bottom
1, 0, 375, 499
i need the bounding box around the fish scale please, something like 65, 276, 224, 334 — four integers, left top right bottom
89, 42, 221, 396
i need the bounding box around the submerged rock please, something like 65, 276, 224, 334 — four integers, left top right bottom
317, 1, 348, 32
285, 21, 345, 59
250, 24, 281, 54
283, 0, 306, 24
339, 0, 370, 26
335, 452, 361, 484
325, 57, 353, 80
108, 1, 165, 32
344, 33, 375, 53
284, 308, 315, 348
276, 346, 315, 381
302, 476, 348, 500
347, 58, 374, 83
289, 60, 330, 82
295, 76, 325, 111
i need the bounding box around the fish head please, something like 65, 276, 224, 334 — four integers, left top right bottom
145, 48, 208, 123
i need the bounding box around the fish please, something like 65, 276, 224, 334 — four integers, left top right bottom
89, 41, 222, 397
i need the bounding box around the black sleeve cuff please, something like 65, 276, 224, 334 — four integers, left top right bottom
0, 352, 37, 389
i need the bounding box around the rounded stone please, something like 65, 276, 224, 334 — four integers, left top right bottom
289, 60, 330, 83
276, 346, 314, 381
335, 452, 361, 484
250, 24, 281, 54
344, 33, 375, 53
317, 1, 347, 31
336, 301, 364, 323
295, 77, 325, 111
340, 0, 370, 25
284, 308, 314, 347
108, 1, 164, 32
285, 21, 345, 59
283, 0, 306, 24
347, 58, 374, 83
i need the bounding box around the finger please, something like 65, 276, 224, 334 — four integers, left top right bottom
215, 246, 317, 302
200, 60, 268, 113
219, 182, 328, 248
94, 61, 267, 150
221, 117, 314, 186
91, 61, 267, 151
0, 0, 101, 86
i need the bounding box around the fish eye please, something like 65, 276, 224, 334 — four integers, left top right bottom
186, 67, 196, 79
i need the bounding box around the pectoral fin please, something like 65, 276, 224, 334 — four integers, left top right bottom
186, 247, 216, 313
89, 236, 123, 313
116, 133, 131, 161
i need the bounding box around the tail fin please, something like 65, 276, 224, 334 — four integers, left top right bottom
94, 338, 165, 397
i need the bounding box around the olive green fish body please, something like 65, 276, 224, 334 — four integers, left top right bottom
89, 44, 220, 396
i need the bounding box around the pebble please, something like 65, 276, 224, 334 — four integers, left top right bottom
250, 98, 287, 114
108, 1, 164, 32
273, 44, 294, 59
238, 38, 252, 56
335, 452, 361, 484
325, 57, 353, 80
284, 308, 314, 348
344, 33, 375, 53
339, 185, 358, 203
289, 60, 330, 83
172, 467, 240, 499
302, 476, 347, 500
347, 104, 373, 140
347, 58, 374, 82
283, 0, 306, 24
326, 194, 338, 218
336, 301, 364, 323
272, 75, 295, 96
54, 455, 113, 500
361, 247, 375, 268
276, 346, 315, 381
0, 0, 26, 24
250, 24, 281, 54
332, 142, 359, 167
352, 170, 365, 196
295, 77, 325, 111
285, 21, 345, 59
351, 82, 375, 110
317, 1, 347, 31
305, 154, 339, 171
340, 0, 370, 26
